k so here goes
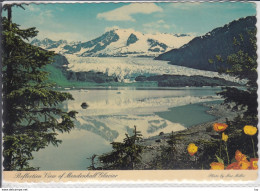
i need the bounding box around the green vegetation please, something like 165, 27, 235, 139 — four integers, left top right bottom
217, 30, 257, 116
2, 5, 77, 170
89, 126, 144, 170
215, 30, 258, 159
44, 64, 158, 88
153, 132, 177, 169
44, 64, 71, 86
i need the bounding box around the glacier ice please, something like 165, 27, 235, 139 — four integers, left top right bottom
66, 56, 245, 83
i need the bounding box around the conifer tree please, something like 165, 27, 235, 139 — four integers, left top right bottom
159, 131, 177, 169
2, 5, 77, 170
209, 29, 258, 159
214, 30, 257, 118
98, 126, 143, 170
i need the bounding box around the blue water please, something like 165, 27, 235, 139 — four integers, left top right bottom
155, 101, 222, 128
30, 87, 222, 170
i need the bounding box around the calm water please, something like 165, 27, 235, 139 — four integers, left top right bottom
30, 87, 222, 170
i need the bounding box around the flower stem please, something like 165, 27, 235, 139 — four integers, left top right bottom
219, 133, 222, 158
251, 137, 256, 158
195, 156, 197, 169
225, 143, 230, 164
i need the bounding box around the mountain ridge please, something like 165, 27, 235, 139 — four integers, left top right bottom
31, 29, 194, 57
155, 16, 256, 71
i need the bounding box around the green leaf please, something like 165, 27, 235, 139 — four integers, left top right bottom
215, 155, 224, 164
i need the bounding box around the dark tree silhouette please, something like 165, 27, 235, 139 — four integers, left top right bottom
2, 5, 77, 170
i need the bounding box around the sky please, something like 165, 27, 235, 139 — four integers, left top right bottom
4, 2, 256, 42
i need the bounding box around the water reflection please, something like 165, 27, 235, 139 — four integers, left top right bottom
31, 87, 222, 170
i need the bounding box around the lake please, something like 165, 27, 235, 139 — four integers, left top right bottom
30, 87, 223, 170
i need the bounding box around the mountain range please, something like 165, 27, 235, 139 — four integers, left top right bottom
31, 29, 194, 57
31, 16, 255, 87
155, 16, 256, 71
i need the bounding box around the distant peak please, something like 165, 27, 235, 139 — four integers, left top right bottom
42, 38, 52, 41
31, 38, 40, 43
108, 28, 136, 33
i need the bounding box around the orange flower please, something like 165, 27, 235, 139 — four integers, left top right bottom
226, 161, 250, 170
226, 162, 240, 170
250, 158, 258, 170
226, 150, 251, 170
187, 143, 198, 156
243, 125, 257, 136
213, 123, 228, 132
238, 160, 251, 170
235, 150, 247, 162
210, 162, 224, 170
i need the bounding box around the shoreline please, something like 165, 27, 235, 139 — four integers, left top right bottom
138, 101, 245, 169
56, 85, 242, 91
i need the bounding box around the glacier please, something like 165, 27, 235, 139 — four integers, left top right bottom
66, 56, 245, 83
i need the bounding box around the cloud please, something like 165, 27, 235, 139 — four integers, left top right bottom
105, 26, 120, 32
170, 2, 202, 10
19, 8, 64, 30
17, 6, 80, 42
97, 3, 163, 22
157, 20, 165, 24
26, 4, 40, 12
143, 20, 170, 32
38, 10, 54, 24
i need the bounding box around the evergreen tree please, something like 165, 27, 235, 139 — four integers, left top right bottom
98, 126, 143, 170
159, 131, 177, 169
214, 30, 257, 118
210, 29, 258, 159
2, 5, 77, 170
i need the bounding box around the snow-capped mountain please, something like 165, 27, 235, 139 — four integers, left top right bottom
31, 38, 68, 49
31, 29, 194, 57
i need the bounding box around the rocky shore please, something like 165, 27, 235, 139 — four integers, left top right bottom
137, 101, 245, 169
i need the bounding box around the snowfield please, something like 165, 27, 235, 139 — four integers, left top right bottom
89, 29, 194, 57
66, 56, 244, 83
31, 29, 195, 57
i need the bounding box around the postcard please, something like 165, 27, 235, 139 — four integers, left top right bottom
1, 0, 259, 186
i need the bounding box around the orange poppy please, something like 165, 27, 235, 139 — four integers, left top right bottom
213, 123, 228, 132
226, 161, 250, 170
210, 162, 224, 170
226, 150, 251, 170
235, 150, 247, 162
238, 160, 251, 170
250, 158, 258, 170
226, 162, 240, 170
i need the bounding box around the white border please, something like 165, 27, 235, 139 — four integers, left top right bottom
1, 0, 260, 188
